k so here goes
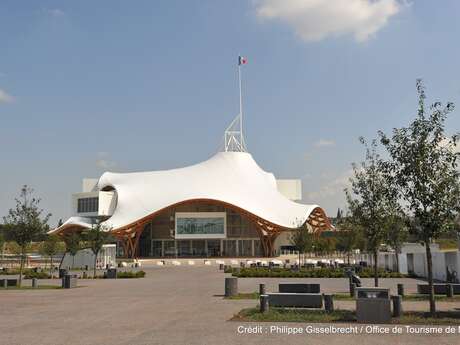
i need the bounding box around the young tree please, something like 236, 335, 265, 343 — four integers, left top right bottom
0, 225, 5, 267
83, 222, 113, 277
336, 216, 364, 265
346, 138, 399, 287
3, 186, 51, 286
379, 79, 460, 315
290, 223, 313, 267
384, 214, 408, 273
63, 232, 82, 269
39, 235, 63, 277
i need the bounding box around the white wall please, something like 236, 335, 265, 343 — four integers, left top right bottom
61, 244, 117, 270
98, 191, 117, 217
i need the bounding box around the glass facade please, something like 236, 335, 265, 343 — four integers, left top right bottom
77, 197, 98, 213
135, 201, 264, 257
176, 216, 225, 237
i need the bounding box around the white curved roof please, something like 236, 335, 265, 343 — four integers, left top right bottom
53, 152, 327, 233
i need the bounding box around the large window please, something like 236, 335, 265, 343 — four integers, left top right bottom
77, 197, 99, 213
175, 212, 226, 239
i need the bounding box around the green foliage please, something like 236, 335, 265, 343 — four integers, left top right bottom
24, 270, 51, 279
39, 235, 63, 257
379, 80, 460, 242
2, 268, 51, 279
82, 223, 113, 256
2, 186, 51, 247
63, 232, 82, 257
116, 270, 145, 278
235, 308, 460, 325
2, 186, 51, 286
290, 223, 314, 254
379, 79, 460, 315
335, 217, 364, 255
230, 267, 404, 278
234, 308, 355, 323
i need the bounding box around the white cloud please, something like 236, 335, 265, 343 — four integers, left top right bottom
0, 88, 14, 103
46, 8, 65, 17
96, 152, 116, 169
314, 139, 336, 148
254, 0, 404, 42
305, 169, 352, 199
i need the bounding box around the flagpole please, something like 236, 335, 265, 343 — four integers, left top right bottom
238, 56, 243, 148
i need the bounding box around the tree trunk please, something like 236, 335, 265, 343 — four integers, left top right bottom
395, 251, 400, 273
373, 250, 379, 287
18, 247, 25, 288
425, 242, 436, 316
58, 251, 66, 270
72, 255, 75, 269
50, 255, 53, 278
347, 252, 350, 265
93, 251, 98, 278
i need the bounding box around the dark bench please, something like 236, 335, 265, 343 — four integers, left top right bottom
417, 284, 460, 295
0, 278, 18, 287
267, 293, 323, 308
279, 283, 320, 293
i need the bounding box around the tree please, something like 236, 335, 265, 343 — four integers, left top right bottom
0, 225, 5, 267
63, 232, 82, 269
379, 79, 460, 315
336, 216, 364, 265
39, 235, 63, 277
83, 222, 113, 277
3, 186, 51, 287
290, 223, 313, 267
346, 138, 399, 287
384, 214, 408, 273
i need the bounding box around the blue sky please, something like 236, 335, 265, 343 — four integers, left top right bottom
1, 0, 459, 225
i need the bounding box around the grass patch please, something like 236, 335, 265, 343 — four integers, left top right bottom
226, 292, 260, 300
233, 308, 460, 325
403, 294, 460, 301
1, 285, 62, 290
225, 292, 460, 302
232, 308, 355, 323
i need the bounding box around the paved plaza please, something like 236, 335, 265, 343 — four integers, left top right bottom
1, 265, 459, 345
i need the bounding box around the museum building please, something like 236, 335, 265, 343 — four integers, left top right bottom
51, 111, 332, 258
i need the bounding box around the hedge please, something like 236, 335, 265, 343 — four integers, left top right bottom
228, 267, 404, 278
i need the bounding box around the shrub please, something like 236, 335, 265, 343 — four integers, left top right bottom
231, 267, 404, 278
117, 270, 145, 278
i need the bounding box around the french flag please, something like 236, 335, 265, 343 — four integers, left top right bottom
238, 56, 248, 66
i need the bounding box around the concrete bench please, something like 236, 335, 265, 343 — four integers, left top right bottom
279, 283, 320, 294
0, 278, 18, 288
417, 284, 460, 295
267, 293, 323, 308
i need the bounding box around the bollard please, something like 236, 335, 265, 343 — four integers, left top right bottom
446, 284, 454, 298
350, 283, 356, 297
259, 283, 266, 296
219, 264, 224, 271
32, 278, 38, 288
260, 294, 269, 313
323, 294, 334, 313
225, 277, 238, 297
391, 295, 403, 317
397, 283, 405, 297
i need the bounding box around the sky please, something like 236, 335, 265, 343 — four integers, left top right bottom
1, 0, 460, 226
